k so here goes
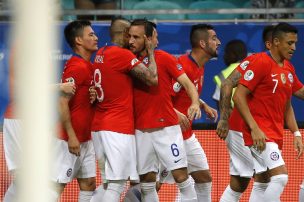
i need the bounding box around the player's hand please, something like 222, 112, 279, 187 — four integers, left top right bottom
216, 119, 229, 140
251, 126, 267, 153
89, 86, 97, 104
60, 82, 76, 95
187, 101, 201, 120
68, 135, 80, 156
294, 136, 303, 159
201, 102, 218, 122
144, 31, 156, 55
175, 109, 190, 132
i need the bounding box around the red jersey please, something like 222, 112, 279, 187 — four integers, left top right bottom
237, 52, 303, 149
172, 53, 204, 140
91, 45, 141, 134
58, 55, 95, 143
228, 108, 243, 132
134, 50, 185, 130
4, 50, 15, 119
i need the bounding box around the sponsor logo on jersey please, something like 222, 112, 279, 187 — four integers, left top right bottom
95, 55, 104, 63
270, 151, 279, 161
65, 77, 75, 84
288, 72, 294, 83
143, 57, 149, 65
131, 58, 139, 66
176, 64, 183, 71
66, 168, 73, 177
244, 70, 254, 81
281, 73, 286, 84
173, 82, 182, 92
240, 60, 249, 70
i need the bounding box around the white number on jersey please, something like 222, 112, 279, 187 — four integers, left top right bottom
94, 69, 104, 102
272, 79, 278, 94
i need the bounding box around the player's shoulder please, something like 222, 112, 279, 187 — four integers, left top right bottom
155, 49, 175, 60
65, 56, 89, 72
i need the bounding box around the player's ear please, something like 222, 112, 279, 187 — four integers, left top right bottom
273, 37, 280, 47
75, 36, 82, 46
199, 40, 206, 48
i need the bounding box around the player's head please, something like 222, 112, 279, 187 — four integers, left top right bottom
110, 16, 131, 48
129, 19, 158, 55
223, 40, 247, 66
64, 20, 98, 52
272, 22, 298, 60
190, 24, 221, 58
262, 25, 275, 50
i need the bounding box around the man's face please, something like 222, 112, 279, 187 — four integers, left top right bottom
129, 25, 146, 54
277, 32, 297, 61
204, 29, 221, 58
78, 26, 98, 52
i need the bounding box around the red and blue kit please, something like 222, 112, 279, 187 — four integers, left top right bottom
59, 55, 95, 143
172, 53, 204, 140
237, 52, 303, 149
92, 44, 141, 135
134, 50, 185, 130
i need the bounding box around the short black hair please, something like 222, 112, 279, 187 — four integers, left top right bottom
190, 24, 214, 48
272, 22, 298, 41
130, 18, 156, 37
110, 16, 130, 38
262, 25, 275, 44
64, 20, 91, 49
223, 40, 247, 66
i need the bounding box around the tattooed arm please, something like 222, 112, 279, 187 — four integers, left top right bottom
216, 69, 241, 139
129, 33, 158, 86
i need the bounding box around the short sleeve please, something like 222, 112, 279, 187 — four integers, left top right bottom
238, 54, 269, 92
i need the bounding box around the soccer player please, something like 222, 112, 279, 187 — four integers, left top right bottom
51, 20, 98, 202
129, 19, 201, 202
90, 17, 158, 202
216, 25, 275, 202
3, 49, 76, 202
232, 22, 303, 201
170, 24, 220, 202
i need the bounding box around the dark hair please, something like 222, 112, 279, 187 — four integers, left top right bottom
64, 20, 91, 49
272, 22, 298, 41
262, 25, 275, 44
223, 40, 247, 66
190, 24, 214, 48
130, 19, 156, 37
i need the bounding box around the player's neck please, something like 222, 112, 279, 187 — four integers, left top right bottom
191, 50, 208, 68
269, 50, 284, 67
75, 49, 92, 62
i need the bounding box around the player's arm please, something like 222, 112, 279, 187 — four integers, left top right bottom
174, 108, 191, 132
51, 82, 76, 95
199, 99, 218, 122
58, 93, 80, 156
293, 87, 304, 100
233, 84, 266, 152
284, 100, 303, 159
216, 69, 241, 139
176, 73, 201, 120
130, 33, 158, 86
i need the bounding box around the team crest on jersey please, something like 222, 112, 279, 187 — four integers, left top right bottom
131, 58, 139, 66
65, 77, 75, 84
270, 152, 280, 161
281, 73, 286, 84
161, 169, 169, 178
173, 82, 182, 92
176, 64, 183, 71
66, 168, 73, 177
95, 55, 104, 63
288, 73, 294, 83
240, 60, 249, 70
142, 57, 149, 65
244, 70, 254, 81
